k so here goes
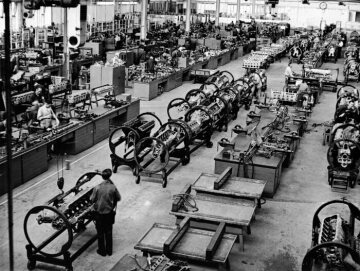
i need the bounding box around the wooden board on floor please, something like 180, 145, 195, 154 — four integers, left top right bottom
134, 223, 236, 264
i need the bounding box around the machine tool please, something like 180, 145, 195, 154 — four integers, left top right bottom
134, 95, 229, 187
24, 171, 103, 271
302, 199, 360, 271
109, 113, 162, 173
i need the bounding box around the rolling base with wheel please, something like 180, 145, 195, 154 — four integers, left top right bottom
110, 153, 136, 173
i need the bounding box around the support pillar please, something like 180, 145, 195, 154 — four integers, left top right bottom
252, 0, 255, 17
215, 0, 220, 26
236, 0, 241, 22
185, 0, 191, 33
63, 8, 69, 80
140, 0, 147, 40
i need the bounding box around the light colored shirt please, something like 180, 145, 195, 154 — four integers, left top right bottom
37, 105, 53, 120
284, 66, 293, 78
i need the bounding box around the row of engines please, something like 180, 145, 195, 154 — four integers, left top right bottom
109, 70, 267, 185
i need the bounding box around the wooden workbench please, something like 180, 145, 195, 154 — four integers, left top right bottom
170, 193, 256, 235
192, 172, 266, 206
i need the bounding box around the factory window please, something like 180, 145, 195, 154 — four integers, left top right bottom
349, 11, 360, 22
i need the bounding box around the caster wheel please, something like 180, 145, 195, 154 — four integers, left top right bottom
328, 176, 332, 185
232, 112, 238, 120
350, 177, 356, 188
245, 104, 250, 111
136, 176, 140, 184
132, 167, 137, 176
206, 141, 213, 148
182, 155, 190, 165
27, 260, 36, 270
162, 171, 167, 188
223, 125, 228, 132
112, 165, 118, 173
322, 136, 326, 146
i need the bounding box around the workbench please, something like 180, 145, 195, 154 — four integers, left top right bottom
0, 98, 140, 196
192, 168, 267, 207
214, 106, 306, 197
170, 189, 256, 236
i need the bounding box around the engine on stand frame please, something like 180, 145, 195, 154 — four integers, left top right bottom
133, 96, 229, 187
108, 113, 162, 174
326, 85, 360, 191
23, 171, 103, 271
302, 199, 360, 271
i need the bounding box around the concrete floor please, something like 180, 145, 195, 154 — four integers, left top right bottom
1, 54, 360, 271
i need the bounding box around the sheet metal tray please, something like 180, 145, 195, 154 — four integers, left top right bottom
170, 195, 256, 227
134, 223, 236, 263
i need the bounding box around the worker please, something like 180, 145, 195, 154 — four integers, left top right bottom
146, 55, 156, 73
37, 99, 59, 129
284, 62, 294, 86
31, 85, 48, 107
115, 34, 121, 50
90, 169, 121, 257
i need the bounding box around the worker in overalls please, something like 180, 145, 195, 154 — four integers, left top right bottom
91, 169, 121, 257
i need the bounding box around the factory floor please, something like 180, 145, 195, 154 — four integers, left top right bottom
1, 54, 360, 271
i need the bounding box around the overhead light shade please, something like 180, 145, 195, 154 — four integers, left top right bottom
302, 0, 310, 4
339, 1, 345, 6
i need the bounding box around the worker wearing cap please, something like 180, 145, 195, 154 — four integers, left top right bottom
90, 169, 121, 257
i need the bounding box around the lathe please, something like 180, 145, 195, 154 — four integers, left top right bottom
24, 171, 103, 271
302, 199, 360, 271
109, 112, 162, 173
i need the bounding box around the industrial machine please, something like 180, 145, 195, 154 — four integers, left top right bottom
134, 96, 230, 187
327, 136, 360, 190
232, 77, 255, 110
302, 199, 360, 271
167, 83, 218, 120
109, 112, 162, 173
206, 70, 234, 89
334, 85, 360, 124
24, 171, 103, 271
344, 47, 360, 83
